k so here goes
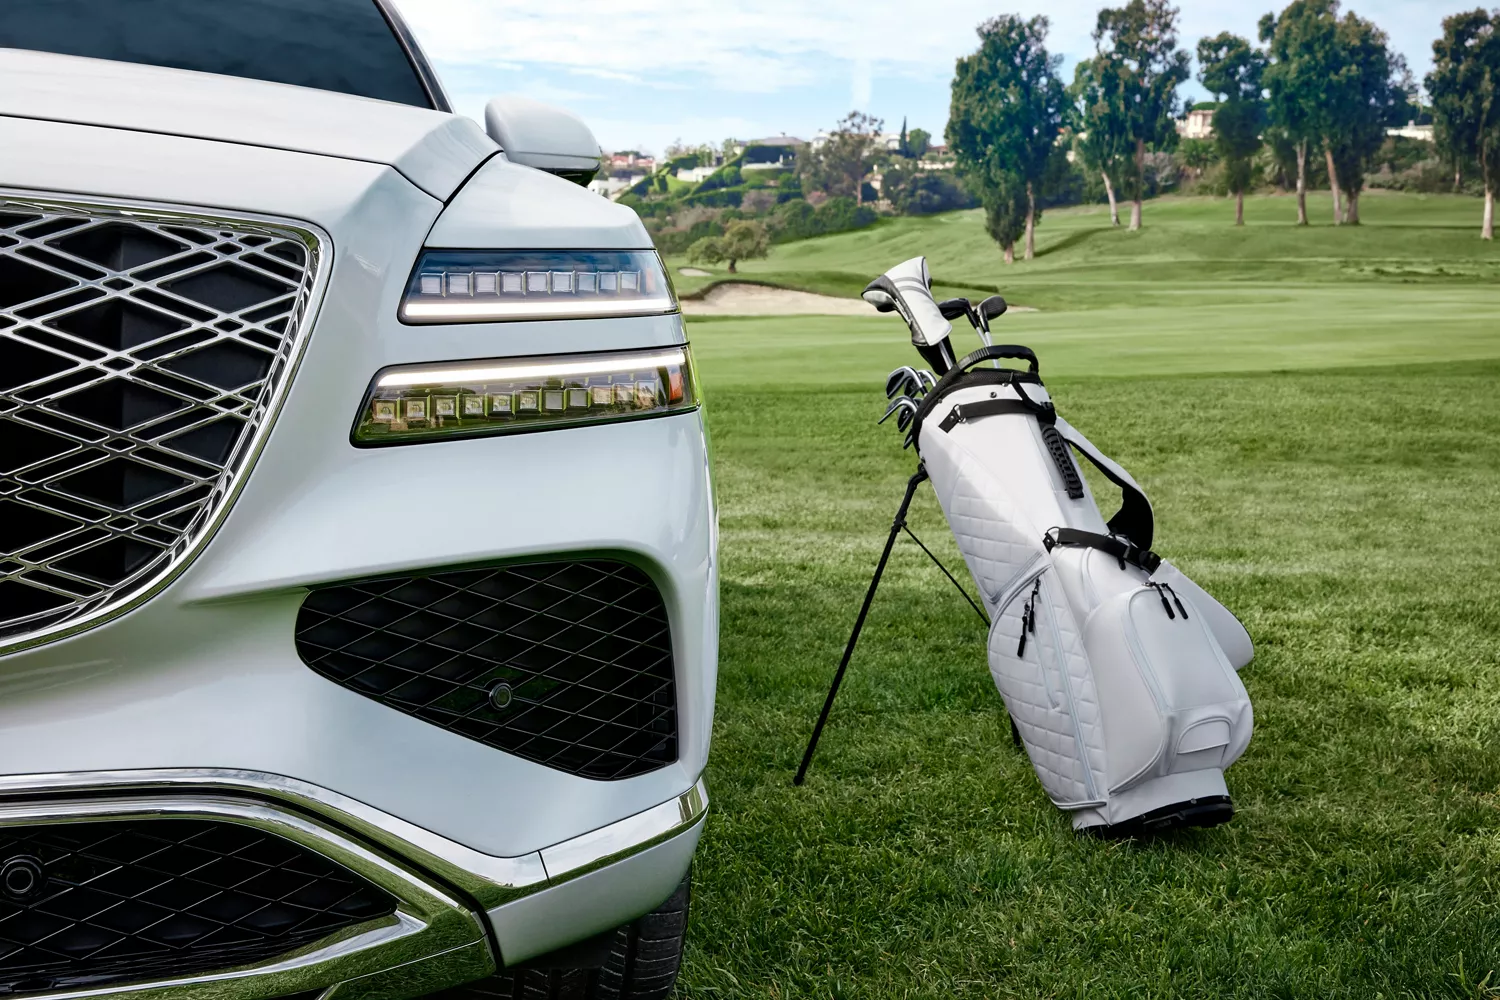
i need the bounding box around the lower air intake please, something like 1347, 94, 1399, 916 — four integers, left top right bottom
294, 560, 677, 780
0, 819, 397, 995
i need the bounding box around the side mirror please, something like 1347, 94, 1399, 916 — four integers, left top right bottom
484, 95, 603, 186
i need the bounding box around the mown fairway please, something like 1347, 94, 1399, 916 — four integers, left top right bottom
676, 193, 1500, 998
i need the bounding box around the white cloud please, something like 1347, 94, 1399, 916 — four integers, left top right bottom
396, 0, 1447, 151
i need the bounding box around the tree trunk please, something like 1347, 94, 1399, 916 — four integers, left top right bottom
1295, 141, 1308, 226
728, 258, 737, 273
1455, 162, 1463, 194
1324, 146, 1343, 224
1346, 188, 1360, 225
1024, 182, 1036, 260
1235, 189, 1245, 226
1485, 184, 1495, 241
1130, 138, 1144, 231
1102, 171, 1120, 226
1003, 241, 1015, 265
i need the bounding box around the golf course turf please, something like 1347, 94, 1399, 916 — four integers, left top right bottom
676, 193, 1500, 998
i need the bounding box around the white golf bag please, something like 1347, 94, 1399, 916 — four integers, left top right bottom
867, 258, 1253, 834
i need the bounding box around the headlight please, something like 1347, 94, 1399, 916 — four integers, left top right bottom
399, 250, 677, 323
353, 346, 699, 445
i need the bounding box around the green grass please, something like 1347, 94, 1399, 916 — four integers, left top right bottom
676, 194, 1500, 998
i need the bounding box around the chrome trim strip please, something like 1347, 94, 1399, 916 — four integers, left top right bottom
0, 190, 332, 658
541, 780, 707, 883
0, 795, 492, 1000
0, 770, 708, 909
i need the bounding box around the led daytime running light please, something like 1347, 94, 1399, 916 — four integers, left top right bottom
377, 349, 688, 388
353, 346, 699, 446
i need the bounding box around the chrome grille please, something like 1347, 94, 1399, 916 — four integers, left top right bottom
0, 196, 323, 650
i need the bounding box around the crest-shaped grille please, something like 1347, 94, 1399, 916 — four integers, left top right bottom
0, 196, 322, 648
294, 561, 678, 780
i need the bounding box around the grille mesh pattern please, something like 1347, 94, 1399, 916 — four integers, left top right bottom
295, 561, 678, 780
0, 819, 397, 994
0, 197, 319, 645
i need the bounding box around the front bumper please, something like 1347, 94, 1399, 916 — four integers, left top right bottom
0, 771, 707, 998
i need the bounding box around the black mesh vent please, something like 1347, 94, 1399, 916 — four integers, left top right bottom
0, 820, 397, 995
295, 560, 678, 780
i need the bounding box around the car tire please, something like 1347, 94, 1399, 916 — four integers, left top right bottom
437, 872, 691, 1000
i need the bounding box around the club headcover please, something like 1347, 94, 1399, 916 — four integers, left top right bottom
862, 257, 952, 350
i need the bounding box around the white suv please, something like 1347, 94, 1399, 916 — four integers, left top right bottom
0, 3, 716, 999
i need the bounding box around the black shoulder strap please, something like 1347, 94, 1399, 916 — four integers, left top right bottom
1044, 527, 1161, 574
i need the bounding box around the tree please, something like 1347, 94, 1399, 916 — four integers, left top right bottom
686, 236, 726, 269
798, 111, 884, 204
1262, 1, 1340, 225
1427, 9, 1500, 239
718, 219, 769, 272
908, 128, 933, 159
1324, 11, 1404, 224
1092, 0, 1191, 230
1071, 57, 1132, 225
1197, 32, 1268, 225
979, 176, 1032, 264
948, 14, 1067, 260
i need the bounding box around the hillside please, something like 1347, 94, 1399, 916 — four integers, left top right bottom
667, 191, 1500, 311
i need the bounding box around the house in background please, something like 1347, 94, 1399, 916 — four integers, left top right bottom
609, 151, 656, 173
1387, 121, 1434, 141
1177, 106, 1216, 140
742, 136, 804, 170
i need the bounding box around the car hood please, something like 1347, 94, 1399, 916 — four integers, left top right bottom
0, 47, 496, 201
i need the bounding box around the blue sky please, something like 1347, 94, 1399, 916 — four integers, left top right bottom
397, 0, 1449, 156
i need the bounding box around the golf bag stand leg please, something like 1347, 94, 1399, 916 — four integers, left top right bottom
794, 465, 929, 786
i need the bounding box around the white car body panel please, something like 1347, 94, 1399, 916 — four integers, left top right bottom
0, 48, 497, 200
0, 28, 715, 985
428, 156, 652, 249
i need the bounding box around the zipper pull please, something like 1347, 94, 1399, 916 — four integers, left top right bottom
1163, 582, 1189, 619
1150, 582, 1175, 619
1017, 601, 1030, 656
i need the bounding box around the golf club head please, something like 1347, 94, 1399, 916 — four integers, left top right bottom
885, 366, 921, 399
878, 396, 918, 427
917, 370, 937, 390
978, 294, 1009, 325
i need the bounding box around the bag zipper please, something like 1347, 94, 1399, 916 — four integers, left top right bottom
1016, 578, 1041, 656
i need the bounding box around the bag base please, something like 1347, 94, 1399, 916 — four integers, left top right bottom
1068, 768, 1233, 836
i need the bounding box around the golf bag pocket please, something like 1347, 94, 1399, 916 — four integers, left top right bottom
1082, 585, 1253, 795
989, 570, 1107, 809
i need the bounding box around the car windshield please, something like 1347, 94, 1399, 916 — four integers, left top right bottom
0, 0, 434, 108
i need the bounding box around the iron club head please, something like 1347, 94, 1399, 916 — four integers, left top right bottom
884, 366, 921, 399
879, 395, 919, 426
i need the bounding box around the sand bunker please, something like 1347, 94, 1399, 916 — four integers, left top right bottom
681, 283, 878, 316
680, 282, 1038, 317
678, 267, 712, 277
